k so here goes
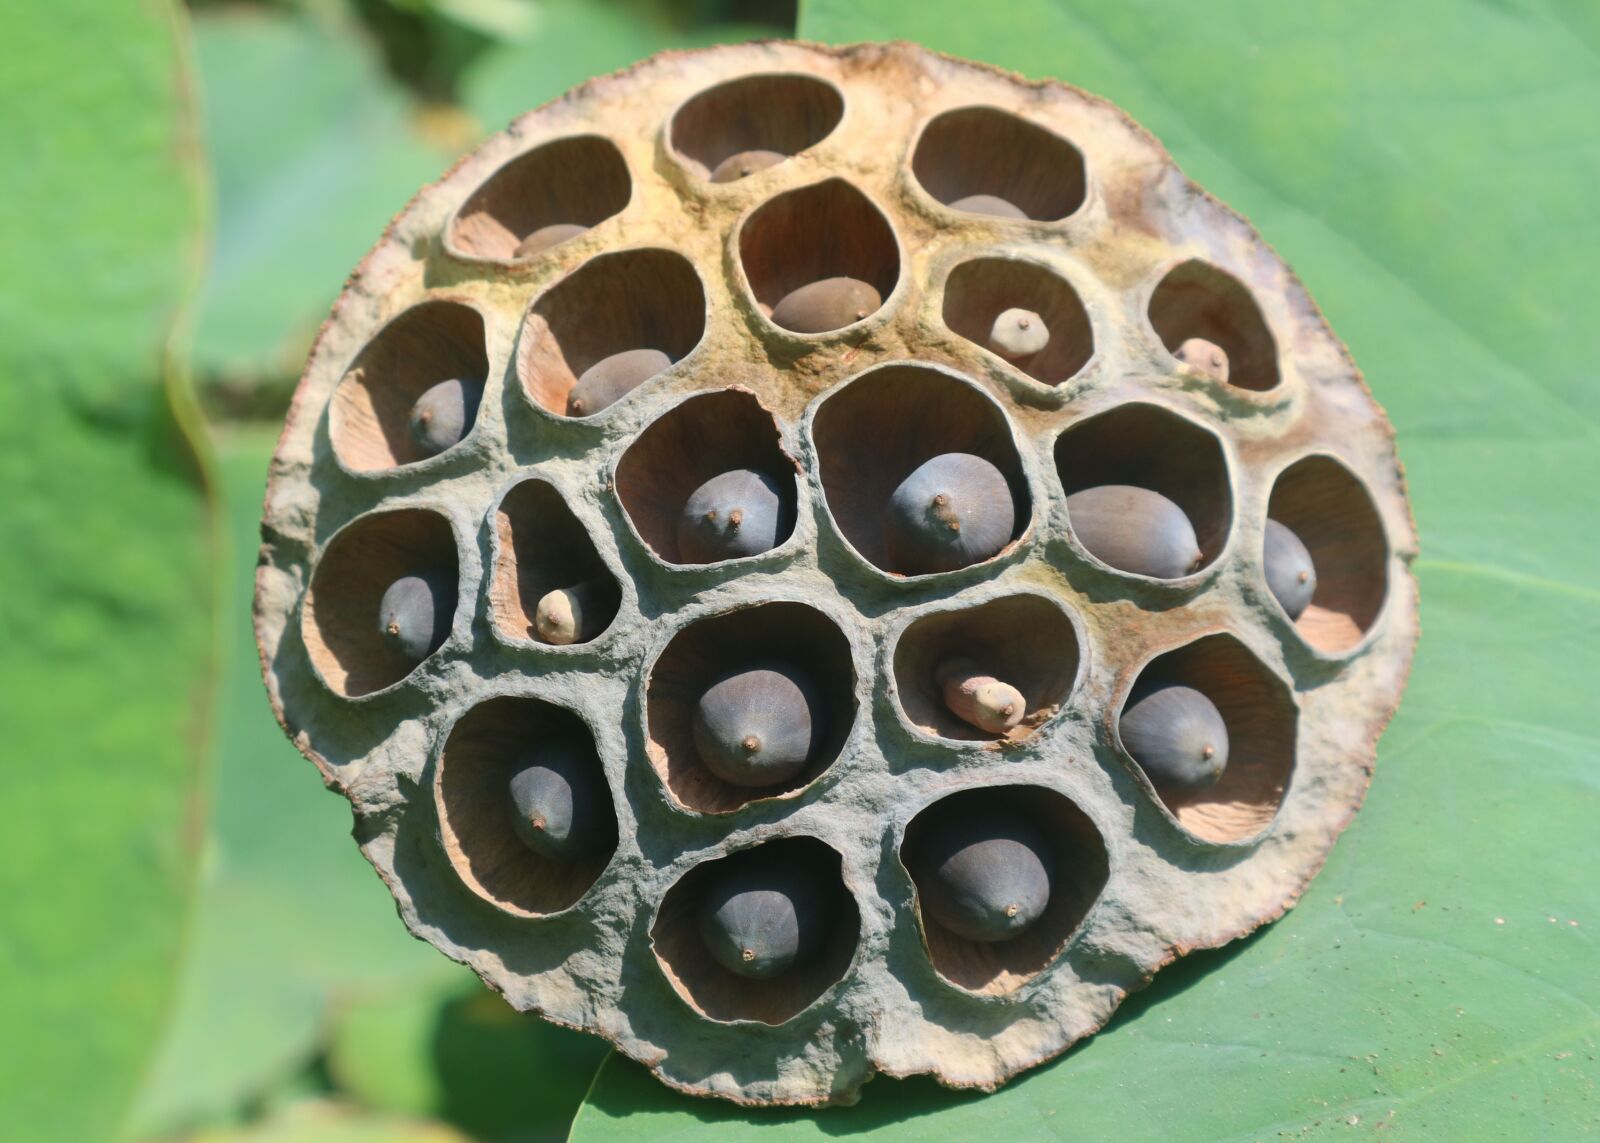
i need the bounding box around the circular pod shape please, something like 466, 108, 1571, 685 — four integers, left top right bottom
644, 601, 856, 813
903, 785, 1109, 995
435, 696, 618, 916
255, 40, 1419, 1107
812, 363, 1032, 578
652, 836, 860, 1024
300, 507, 460, 698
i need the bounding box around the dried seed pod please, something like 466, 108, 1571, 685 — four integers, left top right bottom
1174, 336, 1229, 384
987, 306, 1049, 360
1263, 517, 1317, 620
1065, 484, 1202, 579
1118, 683, 1230, 795
692, 663, 820, 788
697, 859, 830, 979
936, 656, 1025, 735
533, 580, 606, 646
769, 275, 881, 333
710, 149, 786, 182
508, 734, 616, 860
258, 41, 1419, 1106
948, 192, 1027, 219
567, 347, 671, 416
376, 571, 452, 664
912, 810, 1055, 942
514, 222, 588, 259
885, 452, 1017, 575
676, 468, 788, 564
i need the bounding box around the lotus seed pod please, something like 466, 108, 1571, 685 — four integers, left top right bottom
948, 192, 1028, 219
259, 42, 1420, 1105
884, 452, 1016, 575
697, 860, 829, 979
710, 148, 786, 183
913, 812, 1054, 942
676, 468, 788, 564
514, 222, 587, 259
407, 377, 476, 458
1174, 336, 1229, 383
533, 581, 605, 646
936, 656, 1025, 735
567, 347, 671, 416
769, 275, 881, 333
987, 307, 1049, 360
508, 735, 616, 860
692, 664, 820, 788
376, 571, 452, 664
1119, 683, 1230, 795
1263, 517, 1317, 620
1065, 484, 1202, 579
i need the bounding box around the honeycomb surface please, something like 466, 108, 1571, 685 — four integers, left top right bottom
254, 40, 1420, 1105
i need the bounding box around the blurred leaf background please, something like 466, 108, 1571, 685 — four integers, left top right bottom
4, 0, 1595, 1141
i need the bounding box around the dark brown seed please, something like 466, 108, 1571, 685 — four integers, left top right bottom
1263, 518, 1317, 620
1065, 484, 1202, 579
507, 734, 616, 860
884, 452, 1016, 575
1118, 683, 1229, 796
692, 664, 820, 788
698, 860, 830, 979
769, 276, 882, 334
913, 811, 1054, 943
567, 347, 671, 416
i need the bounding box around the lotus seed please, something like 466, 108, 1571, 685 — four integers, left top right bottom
1065, 484, 1202, 579
408, 377, 477, 459
514, 222, 587, 259
677, 468, 788, 564
692, 664, 820, 788
698, 860, 829, 980
534, 581, 604, 645
1119, 682, 1229, 795
508, 733, 615, 860
937, 657, 1025, 735
376, 571, 453, 664
948, 193, 1027, 219
710, 149, 785, 182
916, 812, 1054, 943
1263, 518, 1317, 620
1174, 336, 1229, 384
769, 276, 881, 334
885, 452, 1016, 575
567, 347, 671, 416
987, 307, 1049, 360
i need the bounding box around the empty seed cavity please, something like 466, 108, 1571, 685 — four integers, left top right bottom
1148, 260, 1280, 391
489, 478, 621, 647
669, 73, 844, 183
813, 364, 1030, 577
615, 389, 797, 566
652, 837, 859, 1024
518, 248, 705, 418
645, 602, 855, 813
1267, 456, 1389, 652
330, 300, 488, 472
738, 178, 899, 333
301, 508, 459, 697
1055, 402, 1232, 580
892, 593, 1081, 743
942, 258, 1093, 385
903, 786, 1107, 995
436, 697, 617, 916
911, 106, 1086, 222
448, 135, 630, 262
1116, 634, 1297, 843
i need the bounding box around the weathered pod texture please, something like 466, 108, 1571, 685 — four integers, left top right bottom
254, 41, 1419, 1107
